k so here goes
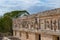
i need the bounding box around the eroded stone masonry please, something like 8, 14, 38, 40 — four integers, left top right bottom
13, 8, 60, 40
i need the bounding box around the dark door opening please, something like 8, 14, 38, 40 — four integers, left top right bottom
57, 37, 59, 40
39, 34, 41, 40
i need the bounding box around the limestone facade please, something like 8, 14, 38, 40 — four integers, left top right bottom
13, 8, 60, 40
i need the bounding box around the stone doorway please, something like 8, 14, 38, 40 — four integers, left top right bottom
53, 36, 60, 40
38, 34, 41, 40
35, 34, 41, 40
57, 36, 59, 40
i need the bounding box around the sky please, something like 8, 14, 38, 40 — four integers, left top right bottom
0, 0, 60, 16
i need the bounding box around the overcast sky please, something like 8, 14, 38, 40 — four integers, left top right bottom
0, 0, 60, 16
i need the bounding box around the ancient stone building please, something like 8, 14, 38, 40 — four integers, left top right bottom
13, 8, 60, 40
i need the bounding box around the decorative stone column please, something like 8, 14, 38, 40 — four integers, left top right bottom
13, 31, 15, 37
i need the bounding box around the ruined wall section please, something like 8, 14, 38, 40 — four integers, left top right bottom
13, 8, 60, 35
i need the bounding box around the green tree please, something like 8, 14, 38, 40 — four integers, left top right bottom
0, 10, 30, 36
4, 10, 30, 18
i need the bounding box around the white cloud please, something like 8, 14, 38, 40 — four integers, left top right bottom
0, 0, 44, 15
44, 0, 60, 8
0, 0, 41, 15
0, 0, 60, 15
0, 0, 43, 9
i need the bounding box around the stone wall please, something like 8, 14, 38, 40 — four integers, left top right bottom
13, 8, 60, 40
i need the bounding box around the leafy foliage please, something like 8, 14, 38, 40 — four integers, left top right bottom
4, 10, 29, 18
0, 10, 30, 36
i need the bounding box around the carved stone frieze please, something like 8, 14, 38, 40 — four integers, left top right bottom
13, 8, 60, 32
